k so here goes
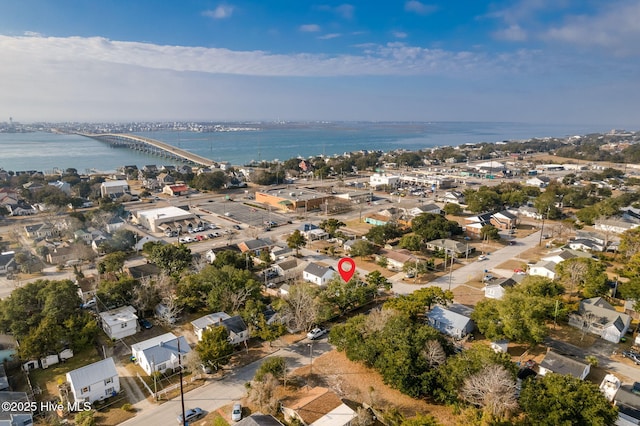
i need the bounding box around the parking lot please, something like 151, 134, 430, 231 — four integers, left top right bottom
195, 199, 290, 229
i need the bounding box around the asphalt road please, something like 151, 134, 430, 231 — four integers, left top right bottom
120, 337, 332, 426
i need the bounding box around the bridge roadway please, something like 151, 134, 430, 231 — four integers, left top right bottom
79, 133, 216, 167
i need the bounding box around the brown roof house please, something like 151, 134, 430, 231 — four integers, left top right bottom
281, 386, 356, 426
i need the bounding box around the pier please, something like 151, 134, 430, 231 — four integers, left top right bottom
79, 133, 216, 167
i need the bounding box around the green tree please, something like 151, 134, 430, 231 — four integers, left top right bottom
254, 356, 287, 382
442, 203, 463, 215
196, 326, 234, 371
398, 234, 423, 252
99, 251, 127, 274
464, 187, 502, 213
205, 265, 262, 313
96, 277, 136, 309
319, 218, 346, 237
286, 230, 307, 256
556, 258, 608, 297
191, 170, 228, 191
519, 373, 618, 426
365, 223, 403, 245
411, 213, 462, 241
384, 287, 453, 319
349, 239, 376, 258
148, 243, 192, 276
322, 275, 377, 316
365, 270, 392, 291
480, 224, 500, 241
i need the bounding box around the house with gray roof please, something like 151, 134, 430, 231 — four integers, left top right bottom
0, 252, 16, 275
426, 239, 474, 257
0, 392, 33, 426
484, 277, 517, 300
538, 350, 590, 380
528, 260, 557, 279
303, 262, 335, 286
614, 386, 640, 425
191, 313, 249, 345
236, 414, 285, 426
66, 357, 119, 404
237, 238, 274, 256
131, 333, 191, 375
426, 304, 474, 339
568, 297, 631, 343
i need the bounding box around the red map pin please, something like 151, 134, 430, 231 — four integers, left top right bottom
337, 257, 356, 282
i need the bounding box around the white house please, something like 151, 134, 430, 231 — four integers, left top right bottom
525, 176, 551, 188
0, 252, 16, 275
100, 180, 130, 198
131, 333, 191, 375
99, 306, 138, 340
66, 357, 119, 404
569, 297, 631, 343
485, 277, 517, 300
303, 263, 335, 285
191, 313, 249, 345
369, 173, 400, 189
538, 351, 590, 380
0, 392, 34, 425
528, 260, 557, 279
426, 304, 475, 339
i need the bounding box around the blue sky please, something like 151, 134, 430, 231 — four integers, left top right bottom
1, 0, 639, 127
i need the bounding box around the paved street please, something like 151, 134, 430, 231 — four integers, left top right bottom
120, 338, 331, 425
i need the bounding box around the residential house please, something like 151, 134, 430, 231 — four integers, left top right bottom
270, 245, 293, 261
106, 216, 126, 233
205, 245, 242, 264
191, 312, 249, 345
24, 223, 55, 239
99, 306, 138, 340
484, 277, 517, 300
614, 386, 640, 426
100, 180, 130, 198
5, 201, 37, 216
569, 239, 605, 252
0, 392, 33, 426
49, 180, 71, 195
281, 386, 356, 426
538, 350, 590, 380
513, 205, 543, 220
369, 173, 400, 189
156, 172, 175, 186
464, 212, 493, 235
272, 257, 305, 281
0, 366, 9, 392
363, 214, 390, 226
126, 263, 162, 280
75, 276, 97, 304
376, 248, 416, 271
568, 297, 631, 343
163, 184, 189, 196
74, 229, 92, 244
528, 260, 557, 279
406, 203, 442, 217
442, 191, 466, 205
46, 246, 77, 265
490, 210, 518, 230
542, 248, 595, 264
595, 218, 640, 234
66, 357, 119, 404
0, 252, 16, 275
425, 239, 474, 257
303, 263, 336, 286
238, 238, 275, 256
131, 333, 191, 375
426, 304, 475, 339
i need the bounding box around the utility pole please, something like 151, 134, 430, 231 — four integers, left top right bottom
178, 338, 186, 426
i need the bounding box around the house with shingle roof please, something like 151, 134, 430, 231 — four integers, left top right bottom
281, 386, 356, 426
237, 238, 275, 256
0, 252, 16, 275
131, 333, 191, 375
191, 312, 249, 345
568, 297, 631, 343
485, 277, 517, 300
528, 260, 557, 279
303, 262, 335, 285
539, 350, 590, 380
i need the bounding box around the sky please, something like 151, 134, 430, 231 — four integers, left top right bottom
1, 0, 639, 126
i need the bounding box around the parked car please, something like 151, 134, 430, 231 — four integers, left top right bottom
622, 350, 640, 365
632, 382, 640, 395
307, 327, 328, 340
231, 403, 242, 422
233, 224, 242, 230
177, 407, 205, 424
81, 298, 97, 309
138, 318, 153, 329
478, 255, 487, 261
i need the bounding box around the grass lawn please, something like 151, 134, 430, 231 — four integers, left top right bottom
30, 347, 102, 400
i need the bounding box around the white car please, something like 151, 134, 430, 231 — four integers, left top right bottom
231, 403, 242, 421
307, 327, 328, 340
478, 255, 487, 261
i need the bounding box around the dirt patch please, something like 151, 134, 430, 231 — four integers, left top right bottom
496, 259, 529, 271
287, 350, 457, 425
548, 324, 597, 349
452, 285, 485, 307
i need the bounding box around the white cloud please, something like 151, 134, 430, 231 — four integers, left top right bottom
393, 31, 408, 39
318, 33, 342, 40
202, 4, 234, 20
299, 24, 321, 33
335, 4, 355, 19
404, 1, 437, 16
493, 24, 527, 41
542, 1, 640, 55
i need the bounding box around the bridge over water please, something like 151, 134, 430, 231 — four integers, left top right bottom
80, 133, 215, 167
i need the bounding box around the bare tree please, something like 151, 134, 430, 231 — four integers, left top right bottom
156, 274, 182, 326
557, 259, 588, 295
247, 373, 280, 415
364, 308, 395, 334
280, 283, 320, 332
219, 286, 254, 314
420, 340, 446, 368
351, 407, 374, 426
183, 351, 204, 377
461, 364, 519, 420
192, 255, 210, 273
131, 276, 161, 315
